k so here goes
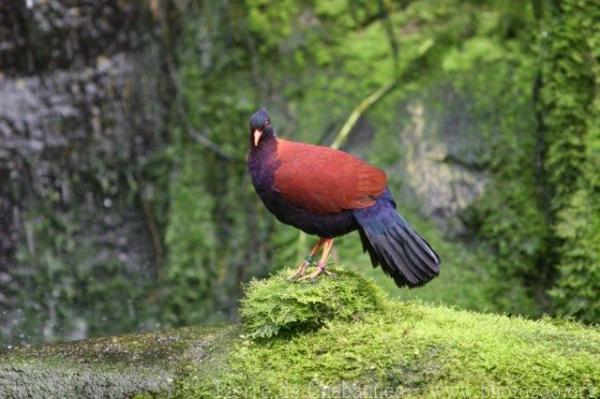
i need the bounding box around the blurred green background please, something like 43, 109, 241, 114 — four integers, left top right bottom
0, 0, 598, 347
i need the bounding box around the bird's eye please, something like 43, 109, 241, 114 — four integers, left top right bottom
264, 120, 271, 128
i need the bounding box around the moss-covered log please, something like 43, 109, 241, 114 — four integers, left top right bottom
0, 326, 232, 398
1, 269, 598, 398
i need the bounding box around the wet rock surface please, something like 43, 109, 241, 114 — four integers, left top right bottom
0, 325, 229, 398
0, 1, 168, 346
400, 97, 488, 232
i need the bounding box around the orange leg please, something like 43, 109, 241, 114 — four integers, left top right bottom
291, 237, 327, 278
300, 238, 334, 280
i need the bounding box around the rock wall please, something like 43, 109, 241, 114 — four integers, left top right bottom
0, 1, 169, 345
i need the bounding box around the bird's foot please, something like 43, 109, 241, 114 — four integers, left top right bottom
288, 256, 314, 280
298, 261, 329, 281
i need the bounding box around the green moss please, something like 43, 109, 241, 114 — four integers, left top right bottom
240, 267, 386, 339
542, 0, 600, 324
3, 270, 599, 398
168, 270, 600, 398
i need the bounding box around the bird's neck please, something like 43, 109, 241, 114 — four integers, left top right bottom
248, 136, 279, 193
250, 132, 277, 154
249, 134, 278, 166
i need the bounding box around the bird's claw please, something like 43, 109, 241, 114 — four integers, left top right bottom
298, 263, 329, 282
288, 261, 310, 280
288, 255, 318, 280
288, 271, 304, 281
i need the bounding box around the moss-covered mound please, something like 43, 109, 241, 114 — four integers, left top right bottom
173, 271, 600, 398
240, 267, 386, 339
172, 305, 600, 398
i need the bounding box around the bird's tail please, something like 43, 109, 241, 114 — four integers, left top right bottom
354, 190, 440, 288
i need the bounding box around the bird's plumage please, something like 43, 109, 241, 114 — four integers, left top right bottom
247, 109, 440, 288
354, 190, 440, 287
273, 139, 387, 214
248, 135, 358, 237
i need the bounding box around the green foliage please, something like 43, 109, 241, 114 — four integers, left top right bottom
551, 188, 600, 321
542, 0, 600, 323
162, 137, 217, 325
342, 0, 547, 316
342, 3, 544, 316
160, 2, 275, 326
541, 0, 598, 211
442, 37, 505, 72
8, 0, 600, 348
420, 3, 552, 303
161, 0, 553, 327
448, 57, 549, 296
13, 206, 157, 345
240, 267, 386, 339
168, 271, 600, 398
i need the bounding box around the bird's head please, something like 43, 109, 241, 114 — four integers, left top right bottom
249, 108, 275, 147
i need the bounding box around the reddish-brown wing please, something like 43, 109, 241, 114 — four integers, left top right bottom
273, 139, 387, 214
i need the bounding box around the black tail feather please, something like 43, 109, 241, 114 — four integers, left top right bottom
354, 191, 440, 288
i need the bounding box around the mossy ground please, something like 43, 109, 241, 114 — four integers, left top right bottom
168, 269, 600, 398
2, 268, 598, 398
240, 267, 386, 339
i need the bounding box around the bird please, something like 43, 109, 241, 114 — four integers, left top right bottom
247, 108, 440, 288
